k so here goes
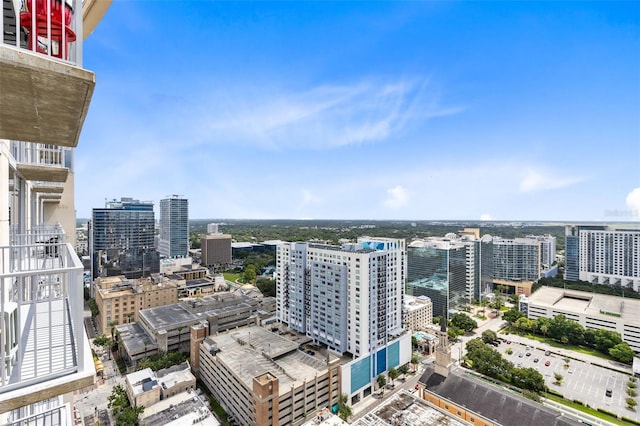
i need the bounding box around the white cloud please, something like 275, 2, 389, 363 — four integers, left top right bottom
626, 188, 640, 217
480, 214, 493, 221
204, 78, 463, 150
384, 185, 409, 209
519, 168, 584, 193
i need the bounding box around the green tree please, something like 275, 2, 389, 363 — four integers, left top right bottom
337, 394, 352, 422
450, 313, 477, 333
243, 265, 257, 284
108, 320, 119, 341
376, 374, 387, 392
540, 324, 549, 338
626, 397, 637, 410
87, 298, 100, 317
93, 334, 111, 348
515, 317, 531, 334
503, 308, 524, 324
388, 367, 399, 385
411, 353, 420, 370
554, 373, 564, 385
398, 364, 409, 375
465, 339, 513, 382
610, 342, 635, 364
108, 384, 130, 416
256, 277, 276, 297
511, 367, 545, 393
594, 329, 623, 353
481, 330, 498, 344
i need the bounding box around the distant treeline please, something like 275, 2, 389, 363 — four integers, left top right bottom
186, 219, 565, 249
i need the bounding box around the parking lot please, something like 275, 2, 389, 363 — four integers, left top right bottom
494, 339, 639, 422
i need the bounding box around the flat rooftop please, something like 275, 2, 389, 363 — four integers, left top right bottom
116, 322, 157, 354
528, 287, 640, 324
139, 293, 260, 331
141, 389, 218, 426
203, 326, 329, 395
353, 391, 466, 426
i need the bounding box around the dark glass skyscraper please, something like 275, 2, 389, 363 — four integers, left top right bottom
407, 240, 467, 317
90, 197, 158, 279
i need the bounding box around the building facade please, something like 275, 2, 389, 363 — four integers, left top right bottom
520, 287, 640, 353
407, 240, 467, 317
90, 197, 158, 280
492, 237, 541, 282
159, 195, 189, 258
201, 233, 232, 266
276, 237, 406, 357
565, 225, 640, 291
94, 274, 179, 334
403, 295, 433, 332
197, 326, 341, 426
1, 0, 110, 420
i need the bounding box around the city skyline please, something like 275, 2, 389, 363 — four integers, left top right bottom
77, 1, 639, 221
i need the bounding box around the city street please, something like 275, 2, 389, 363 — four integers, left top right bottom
350, 367, 424, 421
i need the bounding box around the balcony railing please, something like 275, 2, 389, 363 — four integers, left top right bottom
0, 237, 85, 395
10, 142, 70, 169
1, 0, 82, 65
9, 224, 66, 247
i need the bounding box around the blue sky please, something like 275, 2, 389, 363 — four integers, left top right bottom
76, 1, 640, 221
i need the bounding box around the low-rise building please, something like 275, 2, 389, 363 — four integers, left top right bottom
116, 292, 277, 365
94, 274, 179, 334
140, 390, 218, 426
198, 326, 341, 426
520, 287, 640, 353
124, 363, 196, 408
126, 368, 161, 408
403, 295, 433, 331
156, 362, 197, 399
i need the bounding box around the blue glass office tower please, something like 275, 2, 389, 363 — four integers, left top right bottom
407, 240, 467, 317
91, 198, 158, 279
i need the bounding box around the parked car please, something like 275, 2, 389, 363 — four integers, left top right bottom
525, 352, 532, 357
606, 388, 613, 397
544, 350, 551, 356
544, 360, 551, 367
533, 358, 539, 363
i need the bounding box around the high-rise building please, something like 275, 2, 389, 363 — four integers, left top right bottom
407, 239, 468, 317
90, 197, 158, 280
526, 234, 557, 268
1, 0, 110, 419
276, 237, 406, 357
455, 230, 494, 302
276, 237, 410, 403
565, 225, 640, 290
492, 237, 542, 282
159, 195, 189, 258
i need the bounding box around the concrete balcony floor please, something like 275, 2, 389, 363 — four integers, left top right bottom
0, 45, 95, 147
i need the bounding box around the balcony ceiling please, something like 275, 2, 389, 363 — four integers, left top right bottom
16, 164, 69, 182
0, 46, 95, 147
33, 185, 64, 193
42, 195, 62, 202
